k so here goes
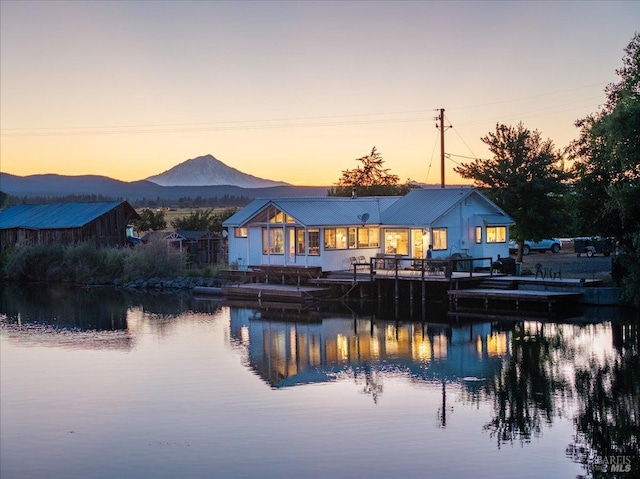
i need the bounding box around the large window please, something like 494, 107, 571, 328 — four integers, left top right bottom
486, 226, 506, 243
432, 228, 447, 250
358, 227, 380, 248
268, 208, 296, 224
325, 226, 379, 250
308, 229, 320, 255
325, 228, 348, 249
296, 228, 320, 255
262, 227, 284, 254
384, 229, 409, 255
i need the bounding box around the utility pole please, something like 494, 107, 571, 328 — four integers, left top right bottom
435, 108, 451, 188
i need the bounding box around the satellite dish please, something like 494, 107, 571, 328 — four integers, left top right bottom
222, 230, 229, 238
357, 213, 370, 225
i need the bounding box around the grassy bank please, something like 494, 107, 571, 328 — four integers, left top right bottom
0, 240, 226, 286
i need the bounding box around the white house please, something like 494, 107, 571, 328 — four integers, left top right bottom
222, 187, 514, 272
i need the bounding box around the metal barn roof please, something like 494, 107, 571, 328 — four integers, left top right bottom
0, 202, 134, 229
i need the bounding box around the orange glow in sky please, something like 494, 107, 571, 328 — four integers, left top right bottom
1, 1, 637, 186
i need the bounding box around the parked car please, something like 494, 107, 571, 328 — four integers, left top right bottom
509, 239, 562, 255
573, 237, 611, 257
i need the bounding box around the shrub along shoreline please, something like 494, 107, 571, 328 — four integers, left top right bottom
0, 240, 225, 291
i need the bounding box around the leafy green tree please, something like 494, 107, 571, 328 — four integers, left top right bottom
454, 122, 571, 262
133, 209, 167, 232
209, 208, 238, 233
171, 208, 237, 233
569, 33, 640, 307
328, 147, 415, 197
172, 209, 215, 231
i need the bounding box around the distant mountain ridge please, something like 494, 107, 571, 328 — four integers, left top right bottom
0, 153, 328, 203
145, 154, 289, 188
0, 172, 326, 202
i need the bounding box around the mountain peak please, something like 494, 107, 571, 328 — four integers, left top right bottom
145, 154, 289, 188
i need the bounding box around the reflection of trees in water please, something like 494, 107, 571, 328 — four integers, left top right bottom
128, 293, 223, 337
566, 323, 640, 478
481, 322, 573, 448
475, 319, 639, 476
1, 283, 130, 330
0, 283, 222, 339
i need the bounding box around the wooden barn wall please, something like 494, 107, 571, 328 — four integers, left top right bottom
0, 203, 135, 250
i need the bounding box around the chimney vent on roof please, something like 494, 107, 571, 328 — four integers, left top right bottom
351, 186, 357, 199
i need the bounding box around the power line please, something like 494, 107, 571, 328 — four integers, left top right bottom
1, 81, 607, 137
0, 116, 433, 137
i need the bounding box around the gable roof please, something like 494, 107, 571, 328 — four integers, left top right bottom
0, 201, 137, 229
223, 196, 401, 227
223, 188, 513, 229
380, 187, 513, 226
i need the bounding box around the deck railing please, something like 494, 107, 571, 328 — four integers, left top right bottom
350, 254, 496, 282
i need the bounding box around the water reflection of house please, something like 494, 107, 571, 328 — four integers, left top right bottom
229, 309, 510, 388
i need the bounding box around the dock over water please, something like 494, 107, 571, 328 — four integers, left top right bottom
212, 258, 615, 316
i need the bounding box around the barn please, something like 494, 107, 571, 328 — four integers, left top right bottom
0, 201, 140, 251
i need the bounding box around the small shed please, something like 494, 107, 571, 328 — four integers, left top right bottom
176, 230, 226, 266
0, 201, 139, 251
139, 230, 226, 266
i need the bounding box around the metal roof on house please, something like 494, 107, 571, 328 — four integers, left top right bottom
223, 197, 401, 227
0, 202, 134, 229
380, 187, 512, 226
222, 188, 514, 229
222, 198, 271, 227
476, 214, 515, 225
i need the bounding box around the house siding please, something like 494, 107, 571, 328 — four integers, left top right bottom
223, 188, 513, 273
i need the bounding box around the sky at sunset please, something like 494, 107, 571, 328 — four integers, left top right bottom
1, 1, 638, 186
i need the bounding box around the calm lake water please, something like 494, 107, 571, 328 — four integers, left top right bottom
1, 283, 638, 479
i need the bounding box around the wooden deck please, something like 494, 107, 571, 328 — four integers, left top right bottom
448, 288, 584, 316
221, 283, 332, 302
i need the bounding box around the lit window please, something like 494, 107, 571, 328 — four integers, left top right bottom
268, 208, 296, 224
357, 227, 379, 248
262, 227, 284, 254
324, 228, 348, 249
308, 229, 319, 255
384, 229, 409, 255
412, 229, 427, 258
235, 227, 247, 238
348, 228, 357, 249
486, 226, 506, 243
325, 229, 336, 249
433, 228, 447, 250
296, 229, 305, 254
475, 226, 482, 244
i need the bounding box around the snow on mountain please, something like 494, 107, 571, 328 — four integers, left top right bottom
145, 154, 289, 188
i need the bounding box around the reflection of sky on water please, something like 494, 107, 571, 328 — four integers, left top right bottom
1, 284, 637, 479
